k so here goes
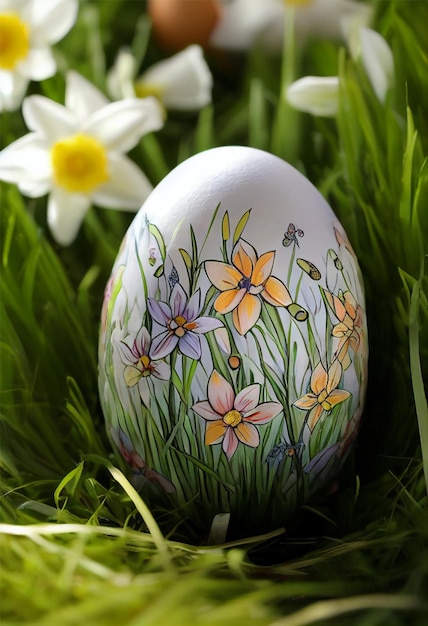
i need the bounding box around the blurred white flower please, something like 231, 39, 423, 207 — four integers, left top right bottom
286, 28, 394, 115
210, 0, 276, 51
0, 0, 78, 111
211, 0, 372, 51
350, 26, 394, 103
0, 71, 164, 245
107, 45, 212, 111
286, 75, 339, 116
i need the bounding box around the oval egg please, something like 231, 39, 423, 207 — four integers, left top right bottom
147, 0, 222, 51
98, 146, 368, 540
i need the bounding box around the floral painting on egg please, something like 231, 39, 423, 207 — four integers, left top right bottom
99, 193, 367, 538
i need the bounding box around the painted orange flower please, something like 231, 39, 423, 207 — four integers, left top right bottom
192, 370, 282, 459
205, 239, 292, 335
293, 360, 351, 431
323, 289, 364, 368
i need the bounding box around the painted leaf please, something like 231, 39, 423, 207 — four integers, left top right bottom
233, 209, 251, 245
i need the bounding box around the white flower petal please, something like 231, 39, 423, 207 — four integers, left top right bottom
137, 45, 212, 110
0, 133, 50, 189
23, 96, 76, 143
0, 0, 27, 10
92, 153, 153, 210
212, 0, 276, 50
0, 71, 28, 112
29, 0, 78, 45
359, 27, 394, 103
47, 188, 91, 245
253, 0, 373, 51
18, 176, 52, 198
83, 97, 164, 153
293, 0, 372, 41
340, 1, 374, 42
66, 71, 109, 120
0, 0, 77, 110
18, 47, 56, 81
107, 48, 137, 101
286, 76, 339, 117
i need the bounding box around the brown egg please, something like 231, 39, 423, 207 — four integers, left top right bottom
147, 0, 223, 51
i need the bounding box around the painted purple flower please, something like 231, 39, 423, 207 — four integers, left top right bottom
120, 326, 170, 405
148, 283, 223, 359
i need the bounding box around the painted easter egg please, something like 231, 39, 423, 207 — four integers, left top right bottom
98, 146, 368, 541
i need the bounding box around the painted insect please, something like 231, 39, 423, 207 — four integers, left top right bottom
266, 440, 305, 467
168, 265, 180, 289
282, 223, 304, 247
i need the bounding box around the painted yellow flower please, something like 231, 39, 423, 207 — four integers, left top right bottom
293, 360, 351, 430
323, 289, 364, 368
205, 239, 292, 335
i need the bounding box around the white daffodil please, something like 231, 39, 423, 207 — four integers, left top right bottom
0, 71, 164, 245
211, 0, 372, 51
107, 45, 213, 111
0, 0, 78, 111
286, 27, 394, 117
350, 27, 394, 103
210, 0, 277, 51
286, 75, 339, 116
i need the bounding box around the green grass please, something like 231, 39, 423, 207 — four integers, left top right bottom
1, 0, 428, 624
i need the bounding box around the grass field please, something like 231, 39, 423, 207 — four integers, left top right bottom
1, 1, 427, 624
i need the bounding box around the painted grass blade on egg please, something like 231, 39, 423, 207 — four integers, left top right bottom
233, 209, 251, 246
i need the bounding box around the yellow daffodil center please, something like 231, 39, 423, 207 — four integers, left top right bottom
51, 134, 109, 194
223, 409, 242, 427
0, 13, 29, 70
139, 355, 153, 377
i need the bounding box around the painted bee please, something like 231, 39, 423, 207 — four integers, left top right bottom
282, 223, 304, 247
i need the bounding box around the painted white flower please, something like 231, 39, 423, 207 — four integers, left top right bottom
286, 75, 339, 116
0, 71, 164, 245
0, 0, 78, 111
107, 45, 213, 111
211, 0, 372, 51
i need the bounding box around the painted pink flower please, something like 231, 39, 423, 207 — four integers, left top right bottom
120, 326, 170, 405
148, 283, 223, 360
192, 370, 282, 459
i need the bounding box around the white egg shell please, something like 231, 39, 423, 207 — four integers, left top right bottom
99, 146, 368, 539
